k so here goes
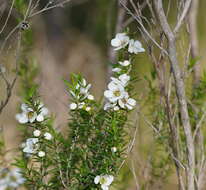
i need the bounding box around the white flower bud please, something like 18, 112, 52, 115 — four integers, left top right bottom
114, 106, 120, 111
111, 147, 117, 153
70, 103, 77, 110
44, 132, 52, 140
38, 151, 45, 157
85, 107, 91, 112
82, 79, 87, 86
119, 60, 130, 66
112, 68, 121, 72
33, 130, 41, 137
87, 94, 94, 100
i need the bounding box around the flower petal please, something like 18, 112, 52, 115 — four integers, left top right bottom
111, 38, 121, 47
41, 107, 49, 116
36, 114, 44, 122
112, 68, 121, 72
21, 103, 29, 112
119, 60, 130, 66
101, 184, 109, 190
118, 99, 125, 108
128, 98, 136, 106
108, 81, 118, 91
104, 90, 113, 98
16, 113, 28, 124
94, 176, 100, 184
29, 112, 37, 123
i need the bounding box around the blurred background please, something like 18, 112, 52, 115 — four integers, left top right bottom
1, 0, 206, 189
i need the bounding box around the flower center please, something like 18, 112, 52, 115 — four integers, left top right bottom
100, 177, 106, 185
10, 175, 17, 182
27, 111, 34, 119
114, 90, 121, 97
121, 98, 127, 104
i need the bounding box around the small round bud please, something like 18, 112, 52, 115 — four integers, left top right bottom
82, 79, 87, 86
119, 60, 130, 66
87, 94, 94, 100
38, 151, 45, 157
85, 107, 91, 112
33, 130, 41, 137
70, 103, 77, 110
114, 106, 120, 111
44, 132, 52, 140
111, 147, 117, 153
112, 68, 121, 72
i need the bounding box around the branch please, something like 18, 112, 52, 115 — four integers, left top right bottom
29, 0, 72, 18
119, 0, 168, 56
188, 0, 200, 85
154, 1, 195, 190
0, 0, 15, 35
193, 111, 206, 140
0, 0, 73, 115
117, 110, 139, 173
174, 0, 192, 34
0, 31, 21, 114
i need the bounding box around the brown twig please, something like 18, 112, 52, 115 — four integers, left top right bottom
0, 0, 73, 115
153, 1, 195, 190
174, 0, 192, 34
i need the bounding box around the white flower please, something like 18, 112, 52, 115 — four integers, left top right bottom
128, 39, 145, 54
104, 81, 127, 103
80, 84, 91, 96
82, 78, 87, 86
33, 130, 41, 137
119, 93, 136, 110
112, 68, 121, 73
94, 175, 114, 190
36, 103, 49, 122
9, 168, 25, 188
111, 74, 130, 87
111, 147, 117, 153
44, 132, 52, 140
71, 78, 92, 100
79, 78, 92, 98
111, 33, 129, 50
78, 102, 85, 109
119, 60, 130, 66
38, 151, 45, 157
87, 94, 94, 100
16, 104, 37, 124
0, 168, 25, 189
85, 107, 91, 112
119, 74, 130, 86
0, 181, 8, 190
70, 103, 77, 110
0, 169, 10, 190
22, 138, 39, 154
15, 103, 49, 124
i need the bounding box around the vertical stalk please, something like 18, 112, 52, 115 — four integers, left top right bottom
154, 1, 195, 189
